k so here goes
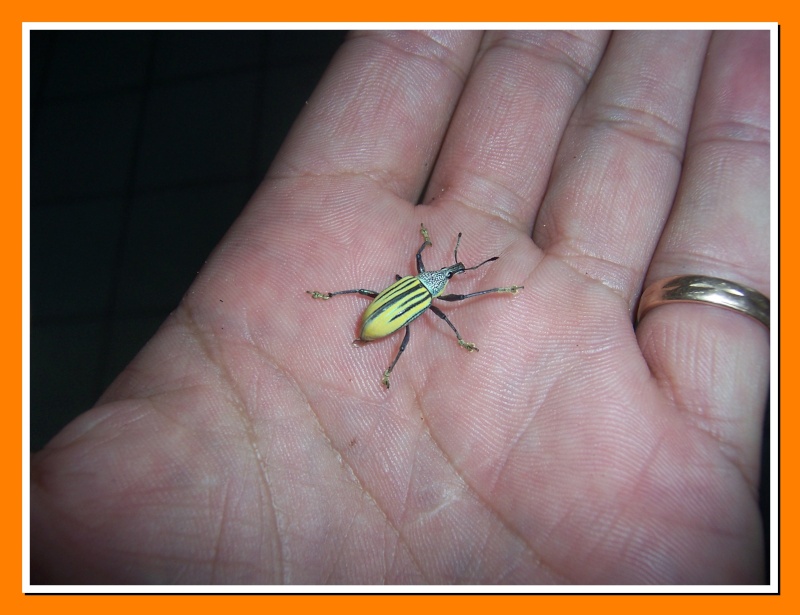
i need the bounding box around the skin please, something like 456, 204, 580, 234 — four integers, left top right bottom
31, 30, 770, 584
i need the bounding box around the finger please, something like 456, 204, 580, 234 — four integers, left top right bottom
269, 30, 482, 202
535, 31, 711, 306
636, 31, 770, 487
422, 30, 610, 231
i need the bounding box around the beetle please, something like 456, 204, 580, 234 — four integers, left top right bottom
307, 223, 523, 388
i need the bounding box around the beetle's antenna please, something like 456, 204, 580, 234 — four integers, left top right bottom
464, 256, 499, 271
453, 232, 463, 264
455, 231, 499, 271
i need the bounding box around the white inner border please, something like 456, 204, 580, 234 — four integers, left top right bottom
22, 22, 780, 595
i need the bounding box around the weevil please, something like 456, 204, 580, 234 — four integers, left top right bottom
307, 223, 523, 388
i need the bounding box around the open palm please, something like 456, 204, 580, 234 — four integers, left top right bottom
32, 30, 770, 584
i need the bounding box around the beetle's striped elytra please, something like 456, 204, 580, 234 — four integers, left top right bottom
307, 223, 523, 388
360, 276, 431, 341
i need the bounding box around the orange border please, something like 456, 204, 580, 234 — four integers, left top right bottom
8, 2, 788, 612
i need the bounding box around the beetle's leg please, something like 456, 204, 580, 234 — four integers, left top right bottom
438, 286, 523, 302
429, 305, 477, 352
306, 289, 379, 300
382, 325, 411, 388
416, 223, 432, 274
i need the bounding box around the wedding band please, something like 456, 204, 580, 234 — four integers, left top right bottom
637, 275, 770, 328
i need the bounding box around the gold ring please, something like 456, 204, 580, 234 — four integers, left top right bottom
637, 275, 769, 328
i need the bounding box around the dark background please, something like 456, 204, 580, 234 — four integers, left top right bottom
28, 29, 770, 580
30, 30, 345, 450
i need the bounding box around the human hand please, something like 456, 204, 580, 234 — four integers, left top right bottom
32, 30, 769, 584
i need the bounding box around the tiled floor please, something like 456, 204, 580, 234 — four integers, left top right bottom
29, 29, 345, 450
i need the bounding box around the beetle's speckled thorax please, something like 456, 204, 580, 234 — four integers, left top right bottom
418, 264, 465, 298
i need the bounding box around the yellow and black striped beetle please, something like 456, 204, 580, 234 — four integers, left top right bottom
307, 223, 523, 388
